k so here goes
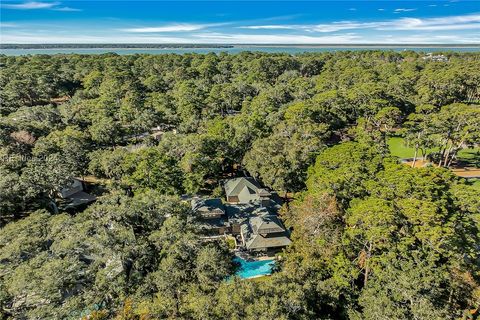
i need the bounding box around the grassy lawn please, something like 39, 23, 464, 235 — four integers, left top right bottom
387, 137, 437, 159
471, 179, 480, 191
388, 137, 480, 167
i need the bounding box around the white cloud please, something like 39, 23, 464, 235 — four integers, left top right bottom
2, 29, 479, 45
1, 1, 59, 10
53, 6, 81, 12
239, 25, 297, 30
194, 32, 361, 44
193, 31, 480, 44
0, 33, 196, 44
379, 34, 480, 44
378, 9, 385, 11
121, 24, 213, 33
237, 14, 480, 33
0, 22, 18, 27
394, 8, 417, 12
311, 22, 381, 32
389, 14, 480, 31
1, 12, 479, 45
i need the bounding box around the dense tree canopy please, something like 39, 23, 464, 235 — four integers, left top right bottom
0, 51, 479, 319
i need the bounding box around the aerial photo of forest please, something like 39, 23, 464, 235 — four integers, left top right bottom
0, 50, 479, 319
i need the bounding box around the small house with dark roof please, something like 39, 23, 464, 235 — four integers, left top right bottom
58, 178, 96, 208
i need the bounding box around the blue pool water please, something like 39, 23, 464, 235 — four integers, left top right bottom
234, 257, 275, 279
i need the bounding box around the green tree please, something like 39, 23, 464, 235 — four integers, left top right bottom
122, 148, 184, 194
21, 153, 77, 212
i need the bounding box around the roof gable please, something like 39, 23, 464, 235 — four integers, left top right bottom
224, 177, 262, 197
245, 233, 292, 249
191, 198, 225, 214
251, 215, 285, 234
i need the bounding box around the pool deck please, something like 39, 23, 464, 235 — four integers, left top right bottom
255, 255, 275, 261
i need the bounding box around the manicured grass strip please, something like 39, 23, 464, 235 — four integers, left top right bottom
388, 137, 480, 167
387, 137, 437, 159
471, 179, 480, 191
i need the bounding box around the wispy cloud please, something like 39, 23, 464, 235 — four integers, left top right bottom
0, 22, 18, 27
1, 1, 81, 11
121, 23, 217, 33
239, 25, 297, 30
1, 6, 478, 45
53, 6, 81, 12
1, 1, 59, 10
311, 22, 379, 33
0, 33, 195, 44
389, 14, 480, 31
239, 14, 480, 33
3, 31, 478, 45
380, 34, 480, 44
194, 32, 361, 44
394, 8, 417, 13
241, 22, 372, 33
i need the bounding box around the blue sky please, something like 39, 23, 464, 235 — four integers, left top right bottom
1, 1, 479, 44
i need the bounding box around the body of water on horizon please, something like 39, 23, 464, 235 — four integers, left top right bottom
1, 46, 480, 55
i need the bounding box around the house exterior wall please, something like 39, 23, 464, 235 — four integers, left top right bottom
200, 211, 224, 219
238, 186, 259, 203
227, 196, 239, 203
231, 224, 242, 234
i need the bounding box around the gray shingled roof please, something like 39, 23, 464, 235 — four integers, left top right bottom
224, 177, 261, 196
192, 198, 224, 212
241, 214, 291, 250
197, 218, 227, 229
245, 233, 292, 250
225, 202, 275, 225
257, 188, 271, 197
224, 177, 271, 203
225, 202, 257, 224
250, 215, 285, 234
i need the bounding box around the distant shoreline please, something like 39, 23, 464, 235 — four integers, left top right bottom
0, 44, 234, 50
2, 43, 480, 50
236, 44, 480, 49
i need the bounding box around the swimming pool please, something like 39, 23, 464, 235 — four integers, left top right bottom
234, 257, 275, 279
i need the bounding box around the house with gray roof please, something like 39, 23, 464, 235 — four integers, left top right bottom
191, 197, 227, 235
223, 177, 272, 205
225, 204, 276, 235
191, 198, 225, 219
240, 214, 291, 252
190, 178, 291, 252
58, 178, 96, 209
